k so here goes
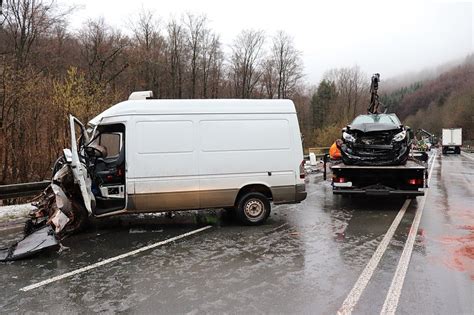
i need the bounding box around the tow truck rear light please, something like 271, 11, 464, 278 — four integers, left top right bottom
408, 178, 423, 185
333, 176, 347, 183
300, 160, 305, 179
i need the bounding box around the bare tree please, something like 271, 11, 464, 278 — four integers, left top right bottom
262, 58, 277, 98
1, 0, 70, 69
200, 30, 223, 98
132, 9, 160, 51
324, 66, 368, 122
79, 18, 129, 89
184, 13, 207, 98
129, 9, 165, 97
229, 29, 265, 98
166, 18, 186, 98
270, 31, 304, 99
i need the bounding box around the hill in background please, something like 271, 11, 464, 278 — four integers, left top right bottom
381, 54, 474, 140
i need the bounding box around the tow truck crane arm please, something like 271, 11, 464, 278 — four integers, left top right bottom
417, 129, 433, 137
367, 73, 383, 114
417, 129, 436, 144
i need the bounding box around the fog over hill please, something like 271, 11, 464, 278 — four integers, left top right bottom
379, 54, 473, 139
380, 54, 474, 94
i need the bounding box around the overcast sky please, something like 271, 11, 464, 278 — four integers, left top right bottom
66, 0, 473, 84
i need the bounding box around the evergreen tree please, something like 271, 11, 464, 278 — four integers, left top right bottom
311, 79, 337, 129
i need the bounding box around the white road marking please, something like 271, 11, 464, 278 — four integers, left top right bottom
380, 153, 438, 315
461, 151, 474, 161
338, 154, 437, 315
337, 199, 412, 315
20, 225, 212, 292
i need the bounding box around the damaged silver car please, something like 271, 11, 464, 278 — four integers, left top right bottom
340, 113, 413, 166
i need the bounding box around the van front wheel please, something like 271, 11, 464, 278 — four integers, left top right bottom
236, 192, 271, 225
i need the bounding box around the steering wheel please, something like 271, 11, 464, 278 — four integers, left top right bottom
85, 146, 105, 159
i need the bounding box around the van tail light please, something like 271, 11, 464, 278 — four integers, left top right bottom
299, 160, 305, 179
333, 176, 346, 183
408, 178, 423, 185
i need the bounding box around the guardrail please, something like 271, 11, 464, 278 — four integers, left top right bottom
304, 147, 330, 160
0, 180, 50, 200
308, 147, 330, 154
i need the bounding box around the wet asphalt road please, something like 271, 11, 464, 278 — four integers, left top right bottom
0, 150, 472, 314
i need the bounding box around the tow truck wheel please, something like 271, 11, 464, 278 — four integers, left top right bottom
235, 192, 271, 225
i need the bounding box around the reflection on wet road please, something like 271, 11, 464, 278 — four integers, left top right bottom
1, 151, 472, 314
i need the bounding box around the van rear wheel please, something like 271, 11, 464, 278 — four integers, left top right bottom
236, 192, 271, 225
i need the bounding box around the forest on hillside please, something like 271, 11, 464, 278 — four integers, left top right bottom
0, 0, 472, 185
381, 55, 474, 141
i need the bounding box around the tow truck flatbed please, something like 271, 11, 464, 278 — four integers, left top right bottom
330, 160, 426, 170
328, 159, 427, 197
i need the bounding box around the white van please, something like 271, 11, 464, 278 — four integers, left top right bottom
67, 97, 307, 225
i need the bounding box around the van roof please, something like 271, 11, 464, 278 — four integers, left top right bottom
89, 99, 296, 126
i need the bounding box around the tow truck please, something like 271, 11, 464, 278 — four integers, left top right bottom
326, 159, 427, 197
324, 73, 428, 197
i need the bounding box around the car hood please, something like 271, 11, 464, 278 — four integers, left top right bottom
348, 123, 401, 133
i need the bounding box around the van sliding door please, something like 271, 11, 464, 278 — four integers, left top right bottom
128, 118, 199, 211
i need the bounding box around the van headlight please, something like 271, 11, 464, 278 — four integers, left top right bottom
343, 132, 356, 143
393, 130, 407, 142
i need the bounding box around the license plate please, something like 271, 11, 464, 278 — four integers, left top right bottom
334, 182, 353, 187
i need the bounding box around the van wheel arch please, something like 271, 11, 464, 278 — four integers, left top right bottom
234, 184, 273, 206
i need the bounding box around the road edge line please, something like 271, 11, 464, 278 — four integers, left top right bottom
336, 198, 411, 315
461, 151, 474, 161
19, 225, 213, 292
380, 153, 438, 314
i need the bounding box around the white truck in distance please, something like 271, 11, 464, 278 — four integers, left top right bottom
442, 128, 462, 154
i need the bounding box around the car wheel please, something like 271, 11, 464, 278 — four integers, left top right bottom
236, 192, 271, 225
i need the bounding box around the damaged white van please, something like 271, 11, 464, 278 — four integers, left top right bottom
1, 96, 308, 260
49, 97, 307, 229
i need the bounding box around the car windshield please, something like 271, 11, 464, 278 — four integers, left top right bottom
351, 114, 401, 125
